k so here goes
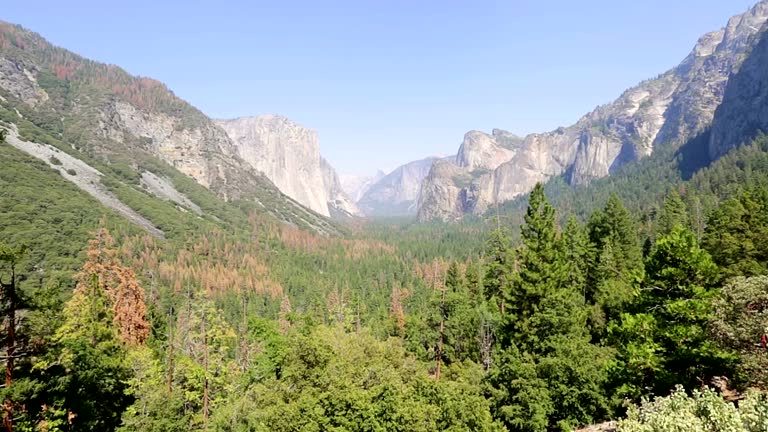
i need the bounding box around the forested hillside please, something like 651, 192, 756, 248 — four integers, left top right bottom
3, 5, 768, 432
4, 124, 768, 430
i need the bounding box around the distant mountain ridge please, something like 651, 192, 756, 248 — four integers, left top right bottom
0, 20, 340, 235
357, 156, 451, 217
341, 171, 385, 203
417, 0, 768, 222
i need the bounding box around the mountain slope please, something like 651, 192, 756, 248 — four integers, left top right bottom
320, 156, 362, 218
341, 171, 386, 203
358, 156, 445, 217
709, 12, 768, 159
417, 1, 768, 222
0, 21, 339, 235
497, 25, 768, 233
215, 115, 361, 218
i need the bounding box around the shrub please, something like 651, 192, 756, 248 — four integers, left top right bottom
618, 386, 768, 432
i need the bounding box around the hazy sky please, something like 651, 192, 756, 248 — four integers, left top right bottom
3, 0, 759, 175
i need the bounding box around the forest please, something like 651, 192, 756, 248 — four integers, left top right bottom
3, 129, 768, 432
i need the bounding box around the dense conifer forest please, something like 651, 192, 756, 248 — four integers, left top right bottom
3, 128, 768, 431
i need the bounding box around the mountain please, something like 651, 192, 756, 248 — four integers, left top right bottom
417, 1, 768, 222
0, 20, 339, 236
215, 115, 361, 218
340, 171, 386, 203
709, 9, 768, 159
358, 156, 446, 217
320, 156, 363, 218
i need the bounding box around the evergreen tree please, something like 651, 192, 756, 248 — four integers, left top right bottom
587, 195, 644, 332
561, 217, 591, 300
703, 187, 768, 280
490, 184, 611, 431
656, 190, 690, 237
483, 228, 512, 314
465, 259, 484, 305
444, 261, 479, 365
609, 226, 735, 399
46, 270, 134, 431
504, 183, 569, 350
0, 242, 27, 432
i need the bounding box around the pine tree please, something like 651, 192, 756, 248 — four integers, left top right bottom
483, 228, 512, 314
0, 243, 26, 432
587, 195, 644, 332
78, 225, 150, 345
656, 190, 690, 236
703, 187, 768, 279
50, 270, 134, 431
490, 184, 611, 431
561, 217, 592, 299
609, 226, 734, 399
465, 260, 484, 305
504, 183, 568, 350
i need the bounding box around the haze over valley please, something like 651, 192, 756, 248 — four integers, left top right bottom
2, 2, 768, 431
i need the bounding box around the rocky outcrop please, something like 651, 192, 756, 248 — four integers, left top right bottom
340, 171, 386, 203
107, 100, 240, 190
215, 115, 361, 218
0, 58, 48, 107
417, 1, 768, 222
215, 116, 329, 215
359, 156, 446, 217
320, 157, 362, 218
0, 20, 340, 235
3, 127, 165, 238
456, 130, 517, 170
709, 20, 768, 158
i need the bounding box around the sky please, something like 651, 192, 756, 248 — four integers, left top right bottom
2, 0, 759, 175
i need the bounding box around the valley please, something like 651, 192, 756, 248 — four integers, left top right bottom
2, 2, 768, 432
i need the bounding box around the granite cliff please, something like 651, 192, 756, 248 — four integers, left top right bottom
417, 1, 768, 221
358, 156, 446, 217
215, 115, 360, 218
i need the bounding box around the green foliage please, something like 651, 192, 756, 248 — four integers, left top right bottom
490, 184, 612, 431
587, 194, 644, 330
656, 191, 690, 237
43, 276, 133, 431
5, 25, 768, 430
709, 276, 768, 389
610, 226, 735, 399
618, 386, 768, 432
212, 325, 503, 432
703, 187, 768, 279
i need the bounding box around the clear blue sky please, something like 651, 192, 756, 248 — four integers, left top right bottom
3, 0, 759, 175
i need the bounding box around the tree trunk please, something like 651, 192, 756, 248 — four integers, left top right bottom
202, 312, 210, 429
166, 308, 175, 394
435, 283, 446, 381
2, 266, 16, 432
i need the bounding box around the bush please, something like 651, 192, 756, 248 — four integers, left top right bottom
710, 276, 768, 389
49, 155, 62, 166
618, 386, 768, 432
66, 168, 77, 176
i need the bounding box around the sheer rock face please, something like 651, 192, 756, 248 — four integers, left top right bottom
358, 157, 443, 217
709, 15, 768, 159
456, 130, 517, 170
0, 21, 341, 235
215, 116, 360, 218
320, 157, 362, 218
417, 1, 768, 222
340, 171, 386, 203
